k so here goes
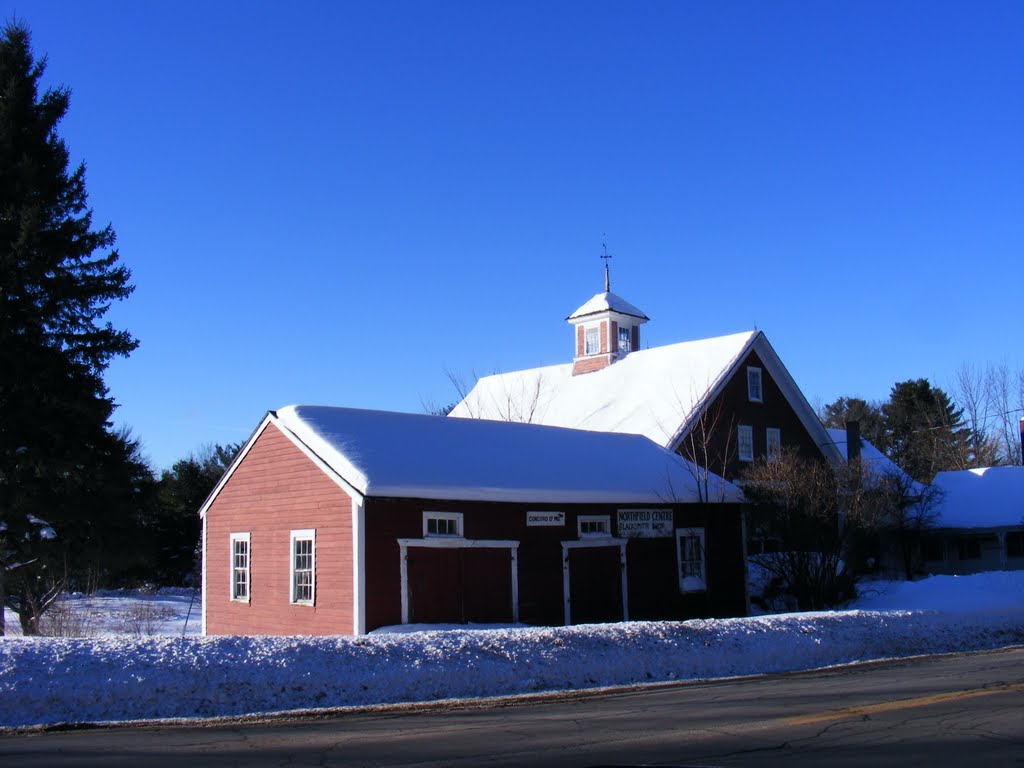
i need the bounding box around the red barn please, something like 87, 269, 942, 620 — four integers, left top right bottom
450, 279, 844, 481
200, 406, 746, 636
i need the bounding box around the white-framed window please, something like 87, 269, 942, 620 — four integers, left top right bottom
585, 326, 599, 355
423, 511, 464, 538
747, 366, 763, 403
290, 529, 315, 605
618, 325, 631, 354
229, 532, 250, 602
677, 527, 706, 592
738, 425, 754, 462
766, 428, 781, 462
578, 515, 610, 537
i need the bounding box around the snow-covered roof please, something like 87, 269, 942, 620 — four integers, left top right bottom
449, 331, 840, 463
824, 428, 922, 490
567, 291, 649, 321
930, 466, 1024, 529
270, 405, 742, 505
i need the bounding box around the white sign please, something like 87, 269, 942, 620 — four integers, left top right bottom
527, 511, 565, 527
617, 509, 674, 538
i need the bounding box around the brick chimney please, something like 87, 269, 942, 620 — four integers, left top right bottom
845, 421, 861, 464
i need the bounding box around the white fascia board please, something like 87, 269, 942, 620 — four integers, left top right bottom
667, 332, 759, 452
352, 496, 366, 636
269, 413, 367, 500
665, 332, 843, 466
363, 484, 708, 504
751, 335, 844, 465
200, 514, 208, 635
198, 413, 276, 520
567, 308, 649, 326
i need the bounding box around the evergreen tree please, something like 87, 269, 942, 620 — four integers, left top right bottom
882, 379, 972, 483
153, 443, 240, 586
0, 22, 137, 633
819, 396, 886, 448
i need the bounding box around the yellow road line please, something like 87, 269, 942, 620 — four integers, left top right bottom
785, 682, 1024, 726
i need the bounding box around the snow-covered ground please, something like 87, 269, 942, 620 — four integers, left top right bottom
2, 588, 201, 639
1, 573, 1022, 729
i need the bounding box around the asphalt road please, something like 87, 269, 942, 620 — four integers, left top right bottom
3, 646, 1023, 767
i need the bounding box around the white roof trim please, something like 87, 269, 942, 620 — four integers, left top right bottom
197, 414, 274, 520
667, 332, 842, 464
567, 291, 649, 322
197, 412, 365, 520
749, 335, 843, 465
666, 333, 759, 452
268, 411, 366, 499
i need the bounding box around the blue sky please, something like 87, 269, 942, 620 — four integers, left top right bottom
16, 1, 1023, 469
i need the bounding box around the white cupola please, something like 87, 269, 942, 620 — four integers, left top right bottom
566, 252, 648, 376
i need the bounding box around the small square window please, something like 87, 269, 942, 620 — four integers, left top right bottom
747, 367, 763, 403
738, 425, 754, 462
578, 515, 610, 537
424, 512, 463, 538
766, 428, 781, 462
585, 327, 599, 355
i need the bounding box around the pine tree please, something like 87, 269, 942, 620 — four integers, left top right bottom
0, 22, 137, 633
153, 443, 240, 586
882, 379, 973, 483
819, 396, 886, 448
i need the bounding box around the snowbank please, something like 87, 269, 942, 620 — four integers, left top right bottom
1, 572, 1022, 729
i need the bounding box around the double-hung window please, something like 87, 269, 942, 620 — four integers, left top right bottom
230, 532, 250, 602
585, 326, 599, 355
290, 529, 315, 605
677, 528, 706, 592
766, 428, 781, 462
747, 367, 763, 403
738, 425, 754, 462
618, 325, 631, 354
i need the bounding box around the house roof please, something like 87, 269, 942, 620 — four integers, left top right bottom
824, 428, 923, 491
449, 330, 841, 462
930, 466, 1024, 529
265, 404, 743, 505
567, 291, 649, 321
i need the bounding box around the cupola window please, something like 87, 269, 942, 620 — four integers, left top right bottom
618, 325, 631, 354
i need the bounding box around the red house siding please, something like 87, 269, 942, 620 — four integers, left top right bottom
204, 423, 354, 636
676, 350, 822, 481
362, 498, 746, 632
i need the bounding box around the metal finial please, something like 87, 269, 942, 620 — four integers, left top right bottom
600, 241, 612, 292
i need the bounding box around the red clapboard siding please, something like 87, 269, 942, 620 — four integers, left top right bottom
204, 422, 354, 635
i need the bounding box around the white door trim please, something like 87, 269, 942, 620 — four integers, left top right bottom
398, 538, 520, 625
561, 537, 629, 626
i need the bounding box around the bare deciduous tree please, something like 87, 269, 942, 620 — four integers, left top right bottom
442, 368, 547, 424
674, 396, 737, 505
952, 362, 1024, 466
872, 468, 945, 580
741, 449, 878, 610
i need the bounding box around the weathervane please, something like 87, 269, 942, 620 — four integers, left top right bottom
600, 240, 612, 292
